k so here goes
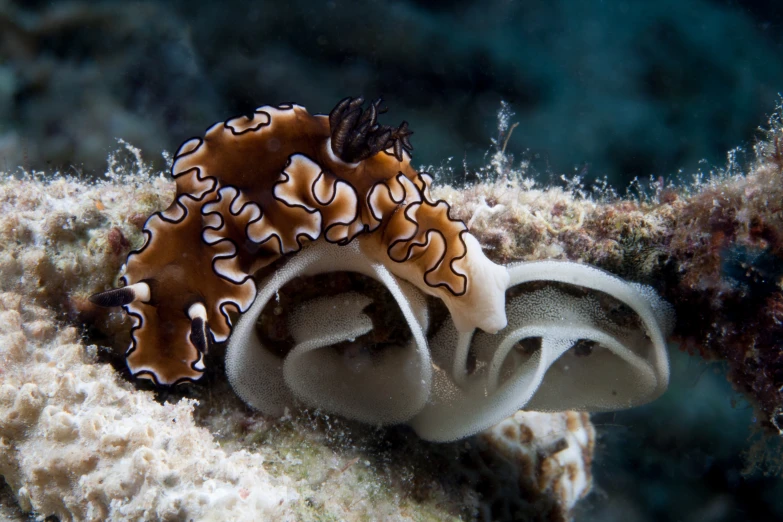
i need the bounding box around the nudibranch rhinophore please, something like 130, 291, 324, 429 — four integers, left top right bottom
91, 97, 509, 385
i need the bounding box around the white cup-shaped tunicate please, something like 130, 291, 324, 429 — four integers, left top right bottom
226, 240, 432, 423
410, 260, 673, 442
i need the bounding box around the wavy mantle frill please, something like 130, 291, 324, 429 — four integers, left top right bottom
90, 101, 509, 387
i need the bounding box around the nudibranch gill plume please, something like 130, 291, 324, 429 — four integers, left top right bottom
90, 98, 509, 385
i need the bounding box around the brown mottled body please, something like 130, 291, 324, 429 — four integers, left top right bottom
96, 100, 499, 385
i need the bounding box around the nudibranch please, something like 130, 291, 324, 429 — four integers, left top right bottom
91, 97, 509, 385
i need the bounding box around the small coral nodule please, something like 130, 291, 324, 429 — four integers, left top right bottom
90, 97, 673, 440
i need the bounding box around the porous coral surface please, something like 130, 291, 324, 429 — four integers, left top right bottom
0, 300, 297, 520
477, 411, 595, 520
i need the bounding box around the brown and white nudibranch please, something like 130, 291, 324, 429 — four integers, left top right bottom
90, 97, 509, 385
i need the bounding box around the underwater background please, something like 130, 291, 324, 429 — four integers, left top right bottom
2, 0, 783, 521
3, 0, 783, 186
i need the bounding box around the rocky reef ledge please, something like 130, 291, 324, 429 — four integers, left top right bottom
0, 144, 596, 521
1, 105, 782, 519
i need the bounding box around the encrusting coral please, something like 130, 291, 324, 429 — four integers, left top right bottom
0, 297, 298, 520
